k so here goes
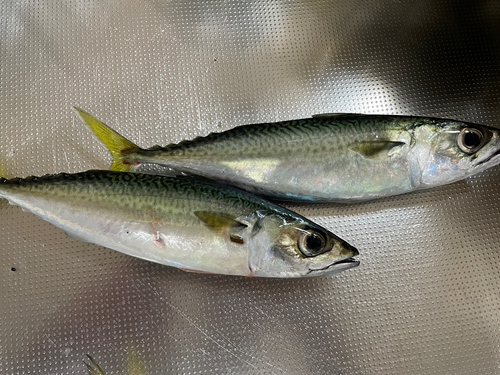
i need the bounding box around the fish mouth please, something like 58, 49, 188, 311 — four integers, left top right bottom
306, 257, 360, 276
475, 148, 500, 167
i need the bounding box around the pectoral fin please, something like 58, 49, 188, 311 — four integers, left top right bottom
349, 141, 405, 160
194, 211, 248, 244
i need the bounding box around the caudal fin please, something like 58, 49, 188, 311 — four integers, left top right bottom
74, 107, 139, 172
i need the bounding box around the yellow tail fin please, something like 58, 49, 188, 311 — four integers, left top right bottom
74, 107, 139, 172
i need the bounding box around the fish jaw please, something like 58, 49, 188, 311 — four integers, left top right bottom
302, 241, 359, 277
248, 245, 360, 278
305, 257, 360, 277
470, 140, 500, 173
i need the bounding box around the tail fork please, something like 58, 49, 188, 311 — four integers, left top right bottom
74, 107, 139, 172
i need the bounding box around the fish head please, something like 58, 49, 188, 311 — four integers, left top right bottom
246, 211, 359, 277
409, 120, 500, 188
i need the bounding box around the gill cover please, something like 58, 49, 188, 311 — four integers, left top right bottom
410, 120, 500, 188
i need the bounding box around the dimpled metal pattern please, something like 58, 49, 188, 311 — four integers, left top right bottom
1, 1, 500, 374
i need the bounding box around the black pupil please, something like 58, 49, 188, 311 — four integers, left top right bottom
306, 233, 324, 252
463, 129, 481, 148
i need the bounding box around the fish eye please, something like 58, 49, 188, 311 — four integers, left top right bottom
457, 128, 485, 154
298, 231, 328, 257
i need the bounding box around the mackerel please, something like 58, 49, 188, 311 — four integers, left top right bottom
76, 109, 500, 202
1, 170, 358, 277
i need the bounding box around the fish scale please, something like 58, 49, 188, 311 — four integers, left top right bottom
76, 108, 500, 202
1, 172, 261, 221
160, 119, 326, 155
0, 170, 358, 277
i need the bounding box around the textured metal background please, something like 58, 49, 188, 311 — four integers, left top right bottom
1, 1, 500, 374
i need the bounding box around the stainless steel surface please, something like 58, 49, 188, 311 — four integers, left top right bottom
1, 1, 500, 374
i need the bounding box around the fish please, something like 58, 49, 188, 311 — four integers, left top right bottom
75, 108, 500, 202
0, 170, 358, 277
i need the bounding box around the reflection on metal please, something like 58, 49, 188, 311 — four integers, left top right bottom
85, 348, 148, 375
1, 1, 500, 374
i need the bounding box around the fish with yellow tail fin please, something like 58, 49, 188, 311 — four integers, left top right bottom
75, 108, 500, 202
0, 168, 358, 277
